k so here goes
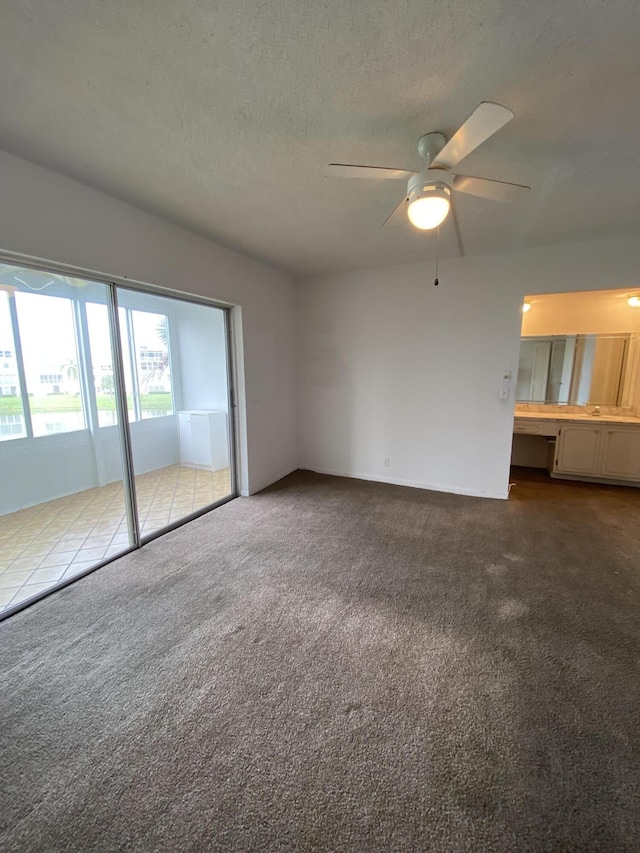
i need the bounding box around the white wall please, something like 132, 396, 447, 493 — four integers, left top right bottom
297, 236, 640, 499
0, 418, 181, 515
4, 148, 639, 504
172, 300, 229, 412
0, 430, 98, 512
0, 149, 297, 495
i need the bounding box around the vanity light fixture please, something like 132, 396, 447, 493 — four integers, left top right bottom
522, 301, 531, 313
628, 295, 640, 308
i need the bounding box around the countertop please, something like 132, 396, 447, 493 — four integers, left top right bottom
514, 411, 640, 425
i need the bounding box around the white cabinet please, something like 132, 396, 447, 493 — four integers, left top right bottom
554, 425, 602, 475
553, 423, 640, 482
178, 410, 229, 472
513, 419, 559, 437
600, 428, 640, 479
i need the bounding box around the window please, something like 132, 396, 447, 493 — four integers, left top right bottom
132, 311, 172, 419
1, 277, 90, 441
0, 291, 26, 441
0, 271, 175, 444
117, 308, 173, 421
89, 303, 173, 425
86, 302, 122, 428
15, 291, 86, 437
0, 413, 23, 438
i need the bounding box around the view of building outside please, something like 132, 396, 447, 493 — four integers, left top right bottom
0, 349, 18, 397
0, 285, 172, 441
130, 310, 172, 419
0, 289, 25, 439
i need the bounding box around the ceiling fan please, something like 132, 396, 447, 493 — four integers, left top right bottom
326, 102, 530, 236
0, 265, 88, 294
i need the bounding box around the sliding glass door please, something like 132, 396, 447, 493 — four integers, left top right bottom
115, 286, 234, 539
0, 262, 235, 616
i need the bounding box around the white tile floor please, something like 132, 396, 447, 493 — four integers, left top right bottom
0, 464, 231, 613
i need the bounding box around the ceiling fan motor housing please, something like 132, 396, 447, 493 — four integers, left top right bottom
407, 171, 452, 206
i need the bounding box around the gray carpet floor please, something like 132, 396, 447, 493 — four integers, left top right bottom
1, 468, 640, 852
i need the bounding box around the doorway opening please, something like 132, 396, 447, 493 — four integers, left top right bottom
510, 288, 640, 485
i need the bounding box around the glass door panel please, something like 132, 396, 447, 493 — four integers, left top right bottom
86, 303, 119, 428
0, 290, 26, 441
116, 286, 233, 539
0, 263, 135, 614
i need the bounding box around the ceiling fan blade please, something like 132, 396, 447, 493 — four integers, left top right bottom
326, 164, 416, 180
449, 195, 465, 257
381, 196, 408, 227
453, 173, 530, 203
431, 102, 515, 170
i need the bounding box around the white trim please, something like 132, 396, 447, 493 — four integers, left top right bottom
229, 305, 248, 496
303, 467, 509, 500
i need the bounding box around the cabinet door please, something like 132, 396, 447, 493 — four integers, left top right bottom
178, 412, 195, 465
554, 426, 601, 475
600, 428, 640, 480
178, 412, 212, 468
188, 414, 213, 468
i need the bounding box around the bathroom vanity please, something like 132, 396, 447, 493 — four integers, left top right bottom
513, 411, 640, 485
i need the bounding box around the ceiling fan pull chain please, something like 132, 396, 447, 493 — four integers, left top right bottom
434, 226, 439, 286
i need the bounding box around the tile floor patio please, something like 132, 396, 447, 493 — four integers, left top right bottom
0, 464, 232, 614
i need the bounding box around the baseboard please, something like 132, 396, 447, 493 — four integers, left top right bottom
303, 467, 509, 500
550, 472, 639, 488
2, 487, 86, 517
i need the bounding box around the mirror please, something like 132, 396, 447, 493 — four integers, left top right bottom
516, 333, 639, 406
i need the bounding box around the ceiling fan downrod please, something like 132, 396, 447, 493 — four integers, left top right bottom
417, 132, 447, 167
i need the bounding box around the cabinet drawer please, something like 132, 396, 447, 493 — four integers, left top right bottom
513, 420, 557, 436
514, 422, 542, 435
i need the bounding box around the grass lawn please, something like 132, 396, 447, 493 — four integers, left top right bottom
0, 393, 172, 414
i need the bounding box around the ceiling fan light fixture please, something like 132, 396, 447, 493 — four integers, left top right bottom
406, 173, 452, 230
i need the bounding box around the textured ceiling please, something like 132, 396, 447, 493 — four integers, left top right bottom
1, 0, 640, 276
